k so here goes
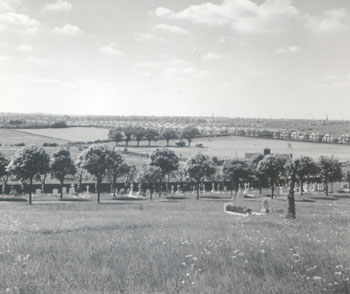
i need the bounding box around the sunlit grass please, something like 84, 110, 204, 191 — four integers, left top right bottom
0, 192, 349, 293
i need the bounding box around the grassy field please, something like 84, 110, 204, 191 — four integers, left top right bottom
17, 127, 110, 142
0, 191, 349, 294
15, 127, 350, 161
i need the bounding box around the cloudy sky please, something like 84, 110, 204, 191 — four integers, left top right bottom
1, 0, 350, 119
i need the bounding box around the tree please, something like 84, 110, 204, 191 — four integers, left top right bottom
7, 146, 50, 204
186, 153, 216, 200
161, 129, 178, 147
181, 127, 200, 146
144, 129, 159, 147
51, 149, 77, 199
318, 157, 343, 196
149, 148, 179, 197
138, 165, 163, 200
294, 156, 318, 195
285, 159, 298, 219
123, 126, 134, 147
108, 128, 124, 146
250, 154, 265, 194
256, 154, 287, 199
133, 127, 145, 147
223, 160, 250, 195
77, 145, 111, 203
0, 153, 9, 194
106, 149, 128, 197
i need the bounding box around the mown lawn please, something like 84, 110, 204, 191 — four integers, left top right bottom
0, 192, 349, 294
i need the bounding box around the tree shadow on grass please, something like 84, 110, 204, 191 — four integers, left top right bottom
312, 196, 337, 201
0, 197, 27, 202
59, 198, 89, 202
165, 196, 188, 200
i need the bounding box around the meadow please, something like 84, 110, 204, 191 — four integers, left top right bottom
0, 191, 349, 294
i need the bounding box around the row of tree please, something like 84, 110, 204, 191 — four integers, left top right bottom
0, 145, 345, 218
108, 126, 201, 147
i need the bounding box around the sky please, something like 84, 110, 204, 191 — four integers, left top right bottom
1, 0, 350, 119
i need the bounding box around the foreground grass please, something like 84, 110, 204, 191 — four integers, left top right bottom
0, 192, 349, 294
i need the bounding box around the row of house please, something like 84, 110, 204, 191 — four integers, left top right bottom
232, 128, 350, 144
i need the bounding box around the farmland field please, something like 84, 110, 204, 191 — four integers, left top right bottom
18, 127, 110, 142
0, 191, 349, 294
0, 129, 67, 146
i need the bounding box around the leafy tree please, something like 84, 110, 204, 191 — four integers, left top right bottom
123, 126, 134, 147
344, 171, 350, 192
7, 146, 50, 204
144, 129, 159, 147
318, 157, 343, 196
138, 165, 163, 200
149, 148, 179, 196
133, 127, 145, 147
256, 154, 287, 198
294, 156, 318, 195
51, 149, 76, 199
250, 154, 265, 194
161, 129, 178, 147
106, 149, 128, 197
223, 160, 250, 195
0, 153, 9, 194
108, 128, 124, 146
181, 127, 200, 147
77, 145, 111, 203
186, 153, 216, 200
285, 159, 298, 219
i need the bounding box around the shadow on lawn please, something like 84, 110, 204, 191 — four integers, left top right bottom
0, 197, 27, 202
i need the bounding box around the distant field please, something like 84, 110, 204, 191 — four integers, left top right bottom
0, 129, 67, 146
7, 127, 350, 161
0, 192, 349, 293
18, 127, 110, 142
128, 136, 350, 161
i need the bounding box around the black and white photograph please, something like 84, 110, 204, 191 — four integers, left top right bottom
1, 0, 350, 293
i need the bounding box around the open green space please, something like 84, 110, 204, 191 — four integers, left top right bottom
0, 191, 349, 294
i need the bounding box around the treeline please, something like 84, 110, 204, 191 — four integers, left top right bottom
0, 144, 346, 218
108, 126, 201, 147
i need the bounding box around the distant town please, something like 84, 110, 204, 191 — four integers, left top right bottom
1, 112, 350, 145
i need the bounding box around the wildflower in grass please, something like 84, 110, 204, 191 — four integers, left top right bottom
193, 257, 198, 261
334, 272, 342, 275
186, 273, 190, 277
313, 276, 322, 281
181, 262, 186, 266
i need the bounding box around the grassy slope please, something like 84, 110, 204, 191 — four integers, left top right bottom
0, 192, 349, 294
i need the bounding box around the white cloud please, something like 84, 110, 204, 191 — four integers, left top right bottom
276, 45, 300, 54
202, 52, 222, 61
153, 23, 189, 34
155, 0, 349, 34
135, 56, 210, 79
99, 45, 124, 56
135, 32, 163, 42
154, 0, 301, 34
17, 44, 34, 52
306, 8, 348, 33
52, 24, 83, 36
44, 0, 72, 11
0, 11, 40, 34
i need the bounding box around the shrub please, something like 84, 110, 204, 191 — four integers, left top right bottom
43, 143, 58, 147
225, 204, 252, 214
176, 141, 186, 147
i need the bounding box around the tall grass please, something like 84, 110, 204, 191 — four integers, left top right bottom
0, 193, 349, 293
